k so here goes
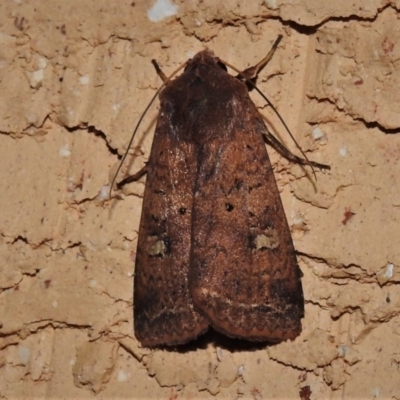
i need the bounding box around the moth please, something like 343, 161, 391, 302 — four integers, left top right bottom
116, 39, 329, 346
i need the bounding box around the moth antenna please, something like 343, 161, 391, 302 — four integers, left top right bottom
108, 87, 161, 199
151, 60, 168, 83
238, 35, 283, 81
109, 61, 187, 198
223, 36, 329, 179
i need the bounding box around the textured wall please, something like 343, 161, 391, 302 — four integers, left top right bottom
1, 0, 400, 398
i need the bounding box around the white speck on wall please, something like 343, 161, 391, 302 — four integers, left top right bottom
338, 345, 348, 357
19, 346, 30, 364
293, 216, 304, 225
29, 69, 44, 88
216, 347, 223, 361
52, 300, 58, 308
79, 75, 90, 85
89, 279, 97, 287
384, 263, 394, 279
59, 144, 71, 157
38, 57, 47, 69
112, 103, 121, 112
371, 387, 381, 397
147, 0, 178, 22
237, 365, 244, 376
98, 185, 110, 201
264, 0, 278, 10
26, 57, 47, 88
66, 106, 75, 120
117, 369, 129, 382
339, 147, 348, 156
312, 127, 325, 140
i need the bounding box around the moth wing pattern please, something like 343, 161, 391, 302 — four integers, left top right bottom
133, 107, 208, 346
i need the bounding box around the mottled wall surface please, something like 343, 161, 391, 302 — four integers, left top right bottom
1, 0, 400, 398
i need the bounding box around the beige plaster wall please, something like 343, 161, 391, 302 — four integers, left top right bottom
1, 1, 400, 398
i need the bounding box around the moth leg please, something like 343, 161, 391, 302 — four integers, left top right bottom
233, 36, 329, 172
262, 129, 330, 170
117, 164, 147, 189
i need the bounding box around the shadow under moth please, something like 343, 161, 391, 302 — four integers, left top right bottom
116, 38, 329, 347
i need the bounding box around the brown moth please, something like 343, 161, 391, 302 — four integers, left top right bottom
119, 42, 328, 347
